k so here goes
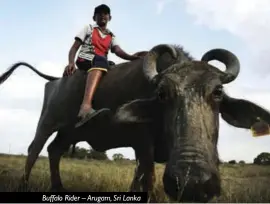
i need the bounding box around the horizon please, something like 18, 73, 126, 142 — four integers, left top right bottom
0, 152, 259, 164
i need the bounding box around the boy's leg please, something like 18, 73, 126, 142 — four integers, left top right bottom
75, 56, 110, 127
77, 69, 106, 117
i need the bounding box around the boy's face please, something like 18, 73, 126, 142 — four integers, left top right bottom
94, 11, 111, 26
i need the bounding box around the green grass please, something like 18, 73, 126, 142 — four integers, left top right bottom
0, 154, 270, 202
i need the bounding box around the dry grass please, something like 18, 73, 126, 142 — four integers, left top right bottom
0, 154, 270, 202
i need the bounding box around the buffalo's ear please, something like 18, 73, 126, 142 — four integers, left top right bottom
114, 97, 159, 123
220, 93, 270, 129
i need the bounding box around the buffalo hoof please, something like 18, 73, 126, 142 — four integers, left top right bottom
49, 186, 67, 192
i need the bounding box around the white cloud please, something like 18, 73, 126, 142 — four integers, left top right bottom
185, 0, 270, 45
184, 0, 270, 75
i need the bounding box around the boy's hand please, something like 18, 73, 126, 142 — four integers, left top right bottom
131, 51, 148, 60
63, 63, 76, 77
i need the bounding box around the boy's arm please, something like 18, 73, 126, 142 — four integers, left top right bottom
68, 25, 89, 65
68, 40, 82, 65
110, 36, 140, 61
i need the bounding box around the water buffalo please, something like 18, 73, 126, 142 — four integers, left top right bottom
1, 44, 270, 202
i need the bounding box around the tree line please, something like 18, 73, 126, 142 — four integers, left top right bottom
224, 152, 270, 165
63, 146, 129, 161
64, 146, 270, 165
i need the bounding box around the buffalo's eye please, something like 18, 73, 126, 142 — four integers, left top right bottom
212, 85, 223, 100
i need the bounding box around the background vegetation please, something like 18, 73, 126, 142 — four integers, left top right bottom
0, 147, 270, 202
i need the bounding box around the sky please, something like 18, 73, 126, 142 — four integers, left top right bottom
0, 0, 270, 163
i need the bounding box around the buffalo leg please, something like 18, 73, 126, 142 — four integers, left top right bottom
21, 133, 53, 188
70, 143, 76, 158
47, 131, 71, 191
129, 155, 143, 192
130, 144, 156, 202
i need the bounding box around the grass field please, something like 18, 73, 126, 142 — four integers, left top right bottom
0, 154, 270, 202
